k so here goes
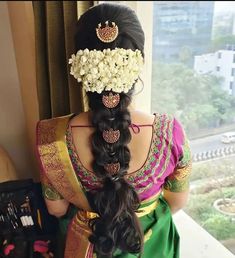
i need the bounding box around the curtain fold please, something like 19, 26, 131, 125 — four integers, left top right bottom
33, 1, 93, 119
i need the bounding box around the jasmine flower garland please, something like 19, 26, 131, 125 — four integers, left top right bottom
68, 48, 144, 93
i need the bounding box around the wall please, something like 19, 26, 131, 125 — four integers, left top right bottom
0, 1, 39, 180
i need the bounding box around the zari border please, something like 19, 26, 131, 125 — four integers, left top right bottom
128, 114, 174, 188
36, 114, 91, 211
64, 197, 159, 257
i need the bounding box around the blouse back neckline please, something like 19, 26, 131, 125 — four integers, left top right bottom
66, 113, 158, 177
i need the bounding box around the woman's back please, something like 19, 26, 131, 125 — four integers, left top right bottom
68, 110, 155, 174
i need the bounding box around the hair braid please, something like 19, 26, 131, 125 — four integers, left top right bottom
87, 91, 143, 257
73, 2, 145, 257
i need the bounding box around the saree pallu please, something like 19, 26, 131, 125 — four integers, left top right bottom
36, 114, 191, 258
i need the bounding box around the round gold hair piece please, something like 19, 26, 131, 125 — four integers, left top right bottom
104, 162, 120, 175
102, 92, 120, 108
96, 21, 119, 43
102, 128, 120, 144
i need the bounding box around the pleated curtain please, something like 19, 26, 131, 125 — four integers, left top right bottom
33, 1, 93, 119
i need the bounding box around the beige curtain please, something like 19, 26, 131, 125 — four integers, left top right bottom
33, 1, 93, 119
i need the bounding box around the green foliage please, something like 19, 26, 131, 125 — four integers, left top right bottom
184, 186, 235, 241
203, 214, 235, 240
151, 62, 235, 135
185, 189, 220, 221
179, 46, 193, 64
223, 187, 235, 198
212, 14, 234, 40
209, 35, 235, 52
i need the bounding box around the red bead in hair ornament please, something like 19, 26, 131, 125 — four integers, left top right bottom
104, 162, 120, 175
102, 92, 120, 109
102, 128, 120, 143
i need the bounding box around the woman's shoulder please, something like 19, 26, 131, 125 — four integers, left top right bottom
129, 110, 155, 125
68, 111, 91, 127
37, 113, 74, 125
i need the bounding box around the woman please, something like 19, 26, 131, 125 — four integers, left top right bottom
36, 3, 192, 258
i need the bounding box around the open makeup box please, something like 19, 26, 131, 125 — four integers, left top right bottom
0, 179, 58, 258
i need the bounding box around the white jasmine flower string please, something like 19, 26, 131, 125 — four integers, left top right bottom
68, 48, 144, 93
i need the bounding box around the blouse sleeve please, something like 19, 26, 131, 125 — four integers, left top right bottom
164, 118, 192, 192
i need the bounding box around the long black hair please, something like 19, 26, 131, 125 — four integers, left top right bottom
74, 3, 145, 257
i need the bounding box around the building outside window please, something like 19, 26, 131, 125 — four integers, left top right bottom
230, 81, 233, 90
152, 1, 214, 68
232, 67, 235, 76
151, 1, 235, 255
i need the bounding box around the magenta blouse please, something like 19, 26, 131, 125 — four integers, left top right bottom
65, 113, 192, 202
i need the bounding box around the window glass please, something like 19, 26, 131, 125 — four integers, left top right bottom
152, 1, 235, 254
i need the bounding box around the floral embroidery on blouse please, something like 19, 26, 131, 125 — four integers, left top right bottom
65, 113, 187, 196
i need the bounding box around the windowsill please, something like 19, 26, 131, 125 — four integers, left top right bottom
173, 211, 234, 258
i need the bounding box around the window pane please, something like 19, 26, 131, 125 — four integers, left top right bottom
152, 1, 235, 255
232, 68, 235, 76
230, 81, 233, 89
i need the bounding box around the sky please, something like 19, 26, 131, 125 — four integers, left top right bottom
214, 1, 235, 14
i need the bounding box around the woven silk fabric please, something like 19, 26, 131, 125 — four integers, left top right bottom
36, 113, 192, 258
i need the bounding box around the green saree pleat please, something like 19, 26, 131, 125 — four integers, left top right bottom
112, 197, 180, 258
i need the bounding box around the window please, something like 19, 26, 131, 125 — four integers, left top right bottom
231, 67, 235, 76
230, 81, 233, 89
150, 1, 235, 255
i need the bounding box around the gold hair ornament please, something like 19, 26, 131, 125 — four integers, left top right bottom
104, 162, 120, 175
102, 92, 120, 108
102, 128, 120, 143
96, 21, 119, 43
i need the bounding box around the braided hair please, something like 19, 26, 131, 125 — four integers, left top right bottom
74, 3, 145, 257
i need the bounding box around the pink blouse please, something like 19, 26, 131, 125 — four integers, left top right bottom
65, 113, 192, 202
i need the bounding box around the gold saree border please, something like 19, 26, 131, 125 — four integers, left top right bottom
136, 200, 159, 218
36, 114, 91, 211
65, 210, 97, 258
66, 198, 159, 257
